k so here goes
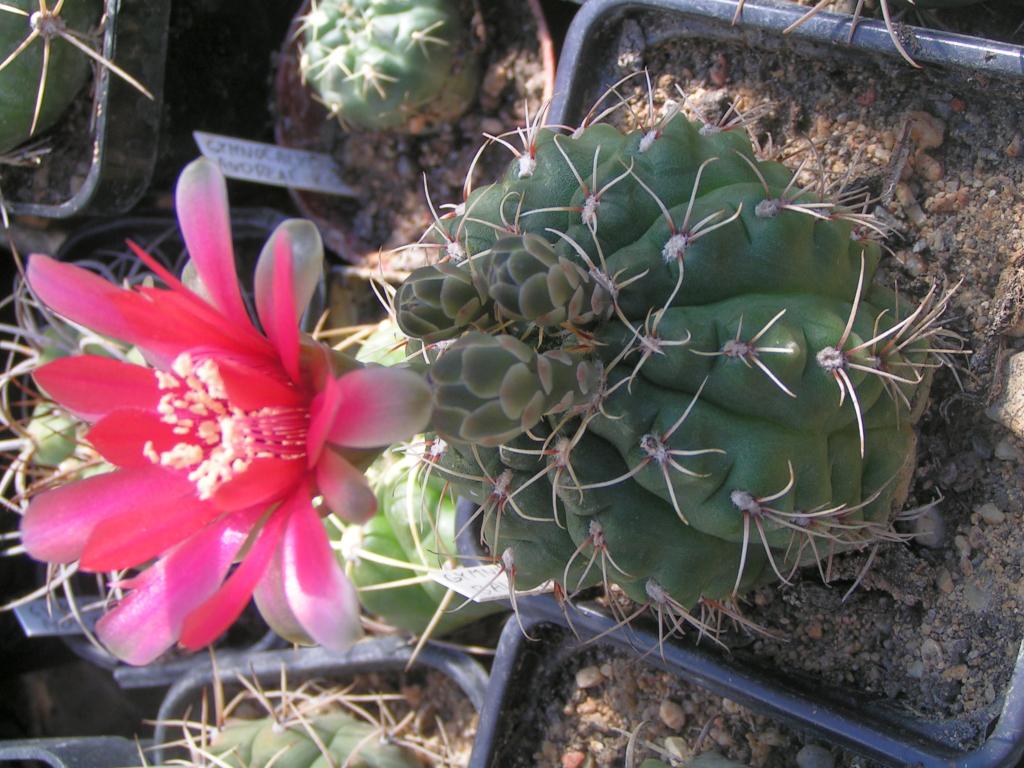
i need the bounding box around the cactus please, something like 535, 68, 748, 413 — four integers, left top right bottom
299, 0, 479, 133
334, 321, 503, 636
203, 709, 418, 768
341, 445, 504, 636
392, 101, 956, 637
0, 0, 100, 154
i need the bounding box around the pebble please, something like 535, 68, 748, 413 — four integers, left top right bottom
659, 699, 686, 730
805, 621, 824, 640
796, 744, 836, 768
994, 437, 1021, 462
986, 352, 1024, 438
576, 666, 604, 689
914, 151, 943, 182
977, 503, 1005, 525
937, 568, 954, 594
909, 503, 945, 548
1006, 133, 1022, 158
921, 638, 943, 667
964, 581, 990, 612
907, 111, 946, 149
954, 534, 971, 558
907, 660, 925, 679
664, 737, 687, 760
562, 750, 587, 768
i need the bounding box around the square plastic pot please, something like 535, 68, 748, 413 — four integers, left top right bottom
485, 1, 1024, 765
4, 0, 170, 218
151, 637, 490, 766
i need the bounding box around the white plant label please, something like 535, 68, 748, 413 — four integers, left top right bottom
193, 131, 355, 197
429, 564, 555, 603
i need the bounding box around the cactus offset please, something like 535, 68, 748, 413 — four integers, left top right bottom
340, 446, 503, 636
393, 98, 957, 637
0, 0, 99, 154
299, 0, 479, 133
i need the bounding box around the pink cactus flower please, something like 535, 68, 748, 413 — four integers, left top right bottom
20, 159, 432, 665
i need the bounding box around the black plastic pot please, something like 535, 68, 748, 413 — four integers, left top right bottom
0, 736, 140, 767
3, 0, 170, 218
151, 637, 490, 765
470, 597, 1024, 767
480, 1, 1022, 765
550, 0, 1024, 130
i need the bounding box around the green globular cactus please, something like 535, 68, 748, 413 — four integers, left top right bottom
207, 709, 419, 768
0, 0, 100, 154
340, 448, 503, 635
393, 104, 955, 634
299, 0, 479, 133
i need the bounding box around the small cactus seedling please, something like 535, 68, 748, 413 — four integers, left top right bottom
162, 669, 453, 768
299, 0, 479, 133
392, 86, 959, 644
0, 0, 152, 156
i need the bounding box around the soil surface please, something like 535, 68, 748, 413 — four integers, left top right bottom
273, 0, 549, 266
513, 628, 852, 768
518, 6, 1024, 763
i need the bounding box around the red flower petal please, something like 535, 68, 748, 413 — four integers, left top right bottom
253, 536, 310, 645
179, 509, 288, 650
21, 466, 193, 564
94, 509, 256, 665
210, 457, 307, 512
254, 226, 300, 383
316, 448, 377, 524
85, 410, 180, 468
216, 357, 305, 410
327, 367, 432, 449
174, 159, 252, 330
280, 493, 362, 651
80, 490, 221, 572
34, 355, 161, 422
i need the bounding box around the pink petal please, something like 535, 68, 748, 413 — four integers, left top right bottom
28, 255, 272, 369
34, 355, 161, 422
81, 491, 221, 572
85, 410, 180, 468
306, 374, 343, 466
255, 219, 323, 326
217, 357, 305, 410
21, 466, 193, 564
95, 510, 256, 665
327, 367, 432, 449
134, 288, 273, 364
174, 159, 251, 329
210, 457, 307, 512
253, 537, 311, 644
179, 509, 287, 650
316, 448, 377, 524
27, 255, 153, 348
280, 493, 362, 651
254, 226, 300, 383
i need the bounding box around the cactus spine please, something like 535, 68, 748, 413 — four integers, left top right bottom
299, 0, 479, 133
0, 0, 99, 154
393, 96, 955, 636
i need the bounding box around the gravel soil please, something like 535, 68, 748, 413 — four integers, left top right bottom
514, 5, 1024, 766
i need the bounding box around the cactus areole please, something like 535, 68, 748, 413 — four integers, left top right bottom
0, 0, 99, 154
394, 105, 954, 631
298, 0, 479, 133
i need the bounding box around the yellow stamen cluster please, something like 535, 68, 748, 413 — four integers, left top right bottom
144, 353, 308, 500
